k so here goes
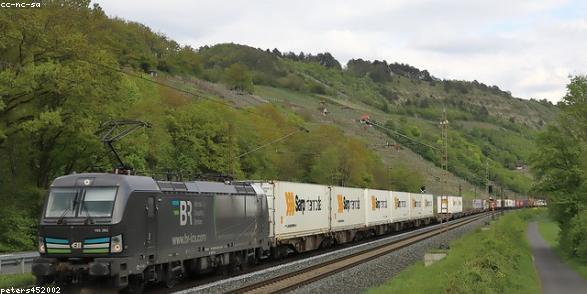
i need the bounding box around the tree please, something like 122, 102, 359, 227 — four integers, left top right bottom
0, 1, 140, 251
225, 63, 254, 93
346, 59, 390, 83
305, 52, 342, 70
531, 75, 587, 258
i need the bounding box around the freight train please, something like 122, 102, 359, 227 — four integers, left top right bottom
32, 173, 532, 292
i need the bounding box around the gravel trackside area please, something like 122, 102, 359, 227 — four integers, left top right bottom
175, 214, 490, 294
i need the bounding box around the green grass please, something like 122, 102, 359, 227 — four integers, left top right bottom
537, 217, 587, 281
0, 273, 35, 288
369, 210, 541, 294
537, 217, 560, 248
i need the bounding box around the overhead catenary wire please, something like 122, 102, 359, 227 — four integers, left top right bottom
365, 119, 439, 150
76, 58, 314, 159
235, 128, 308, 159
365, 116, 492, 195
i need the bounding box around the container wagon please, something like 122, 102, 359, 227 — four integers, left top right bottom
260, 181, 331, 256
393, 191, 411, 223
365, 189, 392, 235
436, 195, 463, 219
409, 193, 434, 226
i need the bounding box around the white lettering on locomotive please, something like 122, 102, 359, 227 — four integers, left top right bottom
179, 200, 192, 226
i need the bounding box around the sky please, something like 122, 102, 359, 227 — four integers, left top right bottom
95, 0, 587, 102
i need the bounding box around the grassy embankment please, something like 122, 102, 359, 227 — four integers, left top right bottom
0, 273, 34, 288
369, 210, 542, 293
537, 215, 587, 280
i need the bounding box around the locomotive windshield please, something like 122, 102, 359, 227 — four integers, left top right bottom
80, 187, 117, 217
45, 188, 80, 218
44, 187, 118, 218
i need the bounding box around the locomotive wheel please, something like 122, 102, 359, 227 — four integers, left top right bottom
35, 275, 54, 286
126, 275, 145, 294
230, 254, 243, 273
243, 251, 257, 270
165, 277, 178, 289
55, 275, 72, 288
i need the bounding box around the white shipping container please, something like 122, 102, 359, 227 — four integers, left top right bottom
365, 189, 392, 226
331, 186, 366, 231
261, 181, 330, 240
421, 194, 434, 218
472, 199, 484, 210
453, 196, 463, 213
437, 196, 463, 214
409, 193, 423, 219
507, 199, 515, 208
392, 191, 410, 221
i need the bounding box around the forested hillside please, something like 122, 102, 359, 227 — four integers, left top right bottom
0, 1, 557, 252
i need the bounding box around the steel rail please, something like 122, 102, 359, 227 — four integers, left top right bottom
228, 212, 489, 294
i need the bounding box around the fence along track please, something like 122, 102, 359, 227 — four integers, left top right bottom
228, 213, 489, 294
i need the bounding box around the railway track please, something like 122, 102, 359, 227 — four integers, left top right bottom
226, 213, 489, 294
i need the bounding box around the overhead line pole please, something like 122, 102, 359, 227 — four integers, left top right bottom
365, 113, 451, 231
439, 109, 449, 230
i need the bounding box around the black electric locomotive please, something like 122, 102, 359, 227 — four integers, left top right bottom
32, 173, 270, 291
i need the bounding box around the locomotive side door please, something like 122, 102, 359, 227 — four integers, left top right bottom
145, 196, 158, 255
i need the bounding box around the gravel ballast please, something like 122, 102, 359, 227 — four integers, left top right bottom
175, 214, 492, 294
292, 216, 490, 294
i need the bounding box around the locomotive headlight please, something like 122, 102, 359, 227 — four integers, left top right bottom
38, 236, 45, 254
110, 234, 123, 253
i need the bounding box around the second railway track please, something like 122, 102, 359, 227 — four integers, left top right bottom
227, 213, 490, 294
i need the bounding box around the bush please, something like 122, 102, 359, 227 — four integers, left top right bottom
224, 63, 254, 93
0, 205, 37, 252
567, 210, 587, 262
410, 126, 421, 137
309, 82, 327, 94
277, 73, 307, 92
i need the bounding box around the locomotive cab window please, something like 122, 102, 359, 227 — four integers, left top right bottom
45, 188, 80, 218
79, 187, 118, 217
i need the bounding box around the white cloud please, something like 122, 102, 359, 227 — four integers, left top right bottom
94, 0, 586, 102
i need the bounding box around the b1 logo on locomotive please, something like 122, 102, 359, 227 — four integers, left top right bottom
172, 200, 192, 226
